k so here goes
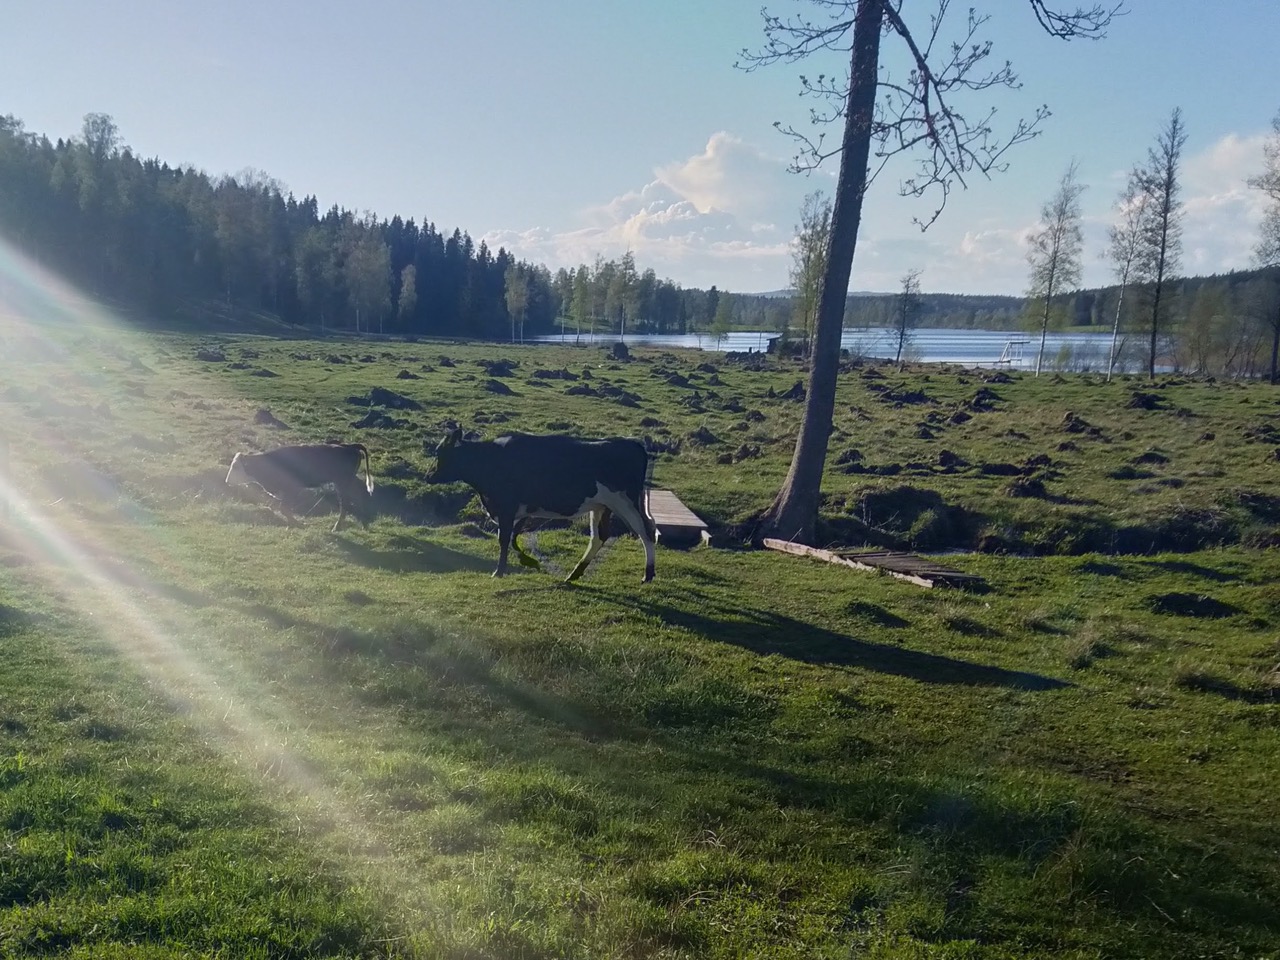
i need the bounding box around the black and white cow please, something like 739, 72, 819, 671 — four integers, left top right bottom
225, 442, 374, 532
429, 428, 656, 582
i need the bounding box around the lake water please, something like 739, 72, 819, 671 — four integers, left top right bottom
531, 328, 1124, 370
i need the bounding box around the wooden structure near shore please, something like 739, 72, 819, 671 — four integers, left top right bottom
646, 488, 710, 546
763, 539, 985, 590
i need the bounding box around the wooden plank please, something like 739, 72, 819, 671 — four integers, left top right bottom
646, 489, 705, 525
765, 539, 937, 588
830, 548, 985, 582
763, 539, 982, 589
646, 488, 710, 544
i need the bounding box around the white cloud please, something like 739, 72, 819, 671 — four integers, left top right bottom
483, 129, 1274, 296
482, 132, 815, 291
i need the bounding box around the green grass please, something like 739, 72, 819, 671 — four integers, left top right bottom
1, 323, 1278, 957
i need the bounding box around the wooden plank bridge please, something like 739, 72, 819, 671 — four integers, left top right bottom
646, 488, 710, 545
762, 539, 985, 589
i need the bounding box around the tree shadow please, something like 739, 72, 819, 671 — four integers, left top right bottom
1142, 559, 1240, 584
578, 586, 1068, 690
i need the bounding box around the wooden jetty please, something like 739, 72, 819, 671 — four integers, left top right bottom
646, 488, 710, 546
762, 539, 985, 590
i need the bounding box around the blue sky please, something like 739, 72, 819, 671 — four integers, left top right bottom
4, 0, 1278, 296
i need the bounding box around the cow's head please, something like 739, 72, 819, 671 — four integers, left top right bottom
225, 451, 250, 486
429, 427, 466, 483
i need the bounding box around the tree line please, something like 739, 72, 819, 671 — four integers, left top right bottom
4, 109, 1277, 372
0, 113, 718, 340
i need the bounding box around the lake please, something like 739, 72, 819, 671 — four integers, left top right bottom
531, 328, 1128, 370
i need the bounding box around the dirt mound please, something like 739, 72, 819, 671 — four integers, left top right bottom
1146, 592, 1240, 619
253, 408, 290, 429
477, 358, 518, 377
687, 426, 722, 446
351, 411, 411, 429
1126, 391, 1164, 410
347, 387, 422, 410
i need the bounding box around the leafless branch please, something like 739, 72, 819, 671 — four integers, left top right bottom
1029, 1, 1123, 39
739, 1, 1120, 226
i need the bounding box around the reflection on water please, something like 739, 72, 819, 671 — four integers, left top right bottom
532, 328, 1136, 371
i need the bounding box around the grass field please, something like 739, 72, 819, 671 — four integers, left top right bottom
2, 319, 1278, 958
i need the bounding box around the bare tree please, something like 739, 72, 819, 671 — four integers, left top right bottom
1025, 161, 1085, 376
893, 268, 923, 367
738, 0, 1120, 544
789, 191, 832, 359
1248, 109, 1280, 382
1133, 108, 1187, 379
1104, 176, 1149, 380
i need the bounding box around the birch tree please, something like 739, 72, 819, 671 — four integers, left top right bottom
1104, 177, 1149, 380
893, 268, 922, 367
1248, 109, 1280, 382
1134, 108, 1187, 379
789, 191, 832, 359
504, 262, 530, 343
1025, 161, 1085, 376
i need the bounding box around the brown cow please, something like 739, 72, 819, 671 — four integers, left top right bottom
225, 443, 373, 531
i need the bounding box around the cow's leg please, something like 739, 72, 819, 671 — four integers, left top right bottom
567, 507, 610, 582
271, 492, 298, 528
613, 497, 657, 583
511, 519, 541, 569
334, 479, 370, 531
494, 514, 513, 578
332, 487, 347, 532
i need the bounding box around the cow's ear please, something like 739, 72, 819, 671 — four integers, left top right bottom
447, 426, 463, 446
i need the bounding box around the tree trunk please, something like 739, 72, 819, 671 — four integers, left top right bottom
1271, 308, 1280, 385
1148, 272, 1163, 379
1107, 281, 1126, 382
1035, 292, 1051, 378
754, 0, 883, 545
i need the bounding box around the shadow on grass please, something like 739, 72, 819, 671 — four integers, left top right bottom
332, 534, 492, 575
226, 600, 616, 742
1142, 558, 1240, 584
0, 602, 49, 637
577, 586, 1067, 691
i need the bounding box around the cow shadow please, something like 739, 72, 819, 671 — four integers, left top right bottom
332, 534, 493, 575
232, 601, 611, 739
576, 586, 1069, 691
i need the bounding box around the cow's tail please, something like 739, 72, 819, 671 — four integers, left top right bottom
360, 444, 374, 493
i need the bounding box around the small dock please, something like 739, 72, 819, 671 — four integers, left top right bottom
647, 489, 710, 546
995, 337, 1029, 366
763, 539, 985, 589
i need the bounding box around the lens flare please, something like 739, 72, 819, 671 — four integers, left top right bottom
1, 233, 436, 936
